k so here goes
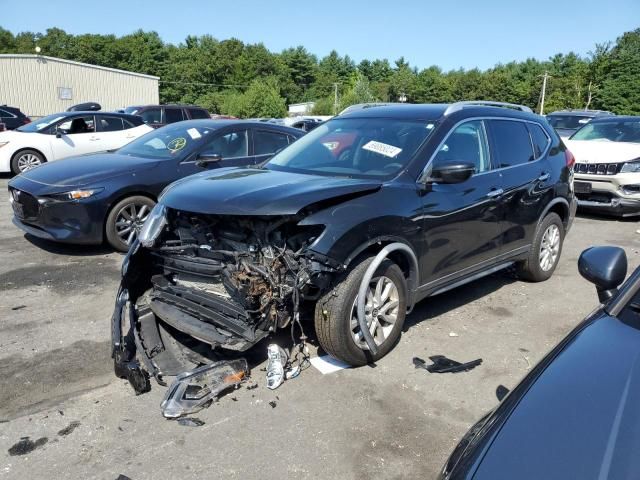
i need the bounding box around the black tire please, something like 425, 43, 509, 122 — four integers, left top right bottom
516, 212, 564, 282
105, 196, 156, 252
11, 149, 46, 174
314, 257, 407, 366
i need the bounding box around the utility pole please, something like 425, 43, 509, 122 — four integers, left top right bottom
333, 83, 339, 115
539, 72, 549, 115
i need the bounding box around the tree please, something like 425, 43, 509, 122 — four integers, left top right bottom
599, 29, 640, 114
339, 73, 377, 110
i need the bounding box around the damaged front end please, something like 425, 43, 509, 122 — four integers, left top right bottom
112, 205, 339, 390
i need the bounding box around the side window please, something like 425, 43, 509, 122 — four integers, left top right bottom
432, 120, 490, 174
0, 109, 15, 119
97, 116, 124, 132
488, 120, 535, 167
140, 108, 162, 125
528, 123, 550, 159
188, 108, 209, 119
57, 115, 95, 134
122, 118, 137, 129
202, 130, 248, 158
165, 108, 184, 124
254, 130, 290, 156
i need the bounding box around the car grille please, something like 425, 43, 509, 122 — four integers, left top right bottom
574, 162, 621, 175
10, 188, 40, 219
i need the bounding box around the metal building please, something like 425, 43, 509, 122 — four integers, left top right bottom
0, 54, 159, 117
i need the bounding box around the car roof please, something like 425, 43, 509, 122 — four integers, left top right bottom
547, 110, 614, 117
155, 119, 305, 134
337, 102, 543, 122
126, 104, 207, 109
588, 115, 640, 123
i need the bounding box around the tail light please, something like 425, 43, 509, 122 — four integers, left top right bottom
22, 117, 31, 125
565, 149, 575, 169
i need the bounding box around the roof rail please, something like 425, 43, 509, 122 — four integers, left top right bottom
444, 101, 533, 116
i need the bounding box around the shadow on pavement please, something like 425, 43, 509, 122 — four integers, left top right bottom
23, 233, 116, 257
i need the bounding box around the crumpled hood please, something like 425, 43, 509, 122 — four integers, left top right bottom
161, 167, 382, 216
14, 153, 160, 188
565, 139, 640, 164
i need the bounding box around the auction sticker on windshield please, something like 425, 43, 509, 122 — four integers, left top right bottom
362, 140, 402, 158
167, 137, 187, 152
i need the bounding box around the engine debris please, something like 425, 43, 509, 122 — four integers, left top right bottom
413, 355, 482, 373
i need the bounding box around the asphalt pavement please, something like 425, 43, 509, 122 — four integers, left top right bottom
1, 174, 638, 479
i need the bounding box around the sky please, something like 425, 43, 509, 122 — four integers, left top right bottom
1, 0, 638, 71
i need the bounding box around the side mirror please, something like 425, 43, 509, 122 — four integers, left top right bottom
428, 162, 475, 184
578, 246, 627, 303
195, 153, 222, 167
56, 131, 63, 138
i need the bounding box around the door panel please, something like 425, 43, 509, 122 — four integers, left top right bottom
419, 120, 503, 284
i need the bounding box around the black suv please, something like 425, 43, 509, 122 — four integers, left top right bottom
123, 104, 210, 128
112, 101, 576, 382
0, 105, 31, 130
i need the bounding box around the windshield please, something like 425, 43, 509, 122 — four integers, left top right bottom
570, 119, 640, 143
118, 123, 216, 159
266, 118, 436, 179
17, 114, 66, 132
547, 115, 592, 130
124, 107, 139, 115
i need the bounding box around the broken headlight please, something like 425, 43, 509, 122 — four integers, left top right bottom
138, 203, 167, 248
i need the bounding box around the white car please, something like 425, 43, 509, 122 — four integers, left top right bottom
0, 112, 153, 174
566, 116, 640, 217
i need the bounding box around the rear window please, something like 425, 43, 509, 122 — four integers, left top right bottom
547, 115, 592, 130
528, 123, 550, 158
188, 108, 210, 119
488, 120, 535, 168
139, 108, 162, 125
165, 108, 185, 124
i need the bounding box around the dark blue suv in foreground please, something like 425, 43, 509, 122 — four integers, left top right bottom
112, 101, 577, 389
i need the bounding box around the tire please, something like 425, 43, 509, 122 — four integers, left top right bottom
11, 149, 46, 174
516, 212, 564, 282
105, 196, 156, 252
314, 257, 407, 366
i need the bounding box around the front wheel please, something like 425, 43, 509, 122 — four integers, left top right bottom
105, 196, 156, 252
11, 149, 46, 174
314, 257, 407, 366
516, 212, 564, 282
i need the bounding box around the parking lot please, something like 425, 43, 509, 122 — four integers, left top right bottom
0, 173, 638, 479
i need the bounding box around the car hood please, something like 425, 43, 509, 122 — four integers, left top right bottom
13, 153, 160, 188
160, 167, 382, 216
565, 139, 640, 164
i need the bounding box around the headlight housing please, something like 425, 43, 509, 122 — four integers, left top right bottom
621, 159, 640, 173
43, 188, 104, 202
138, 203, 167, 248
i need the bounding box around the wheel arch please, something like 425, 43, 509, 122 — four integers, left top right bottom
11, 147, 48, 170
539, 197, 570, 229
103, 190, 157, 237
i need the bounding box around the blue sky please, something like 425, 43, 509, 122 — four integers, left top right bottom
1, 0, 638, 71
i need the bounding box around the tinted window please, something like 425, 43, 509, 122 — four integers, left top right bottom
57, 115, 95, 134
17, 114, 65, 132
188, 108, 209, 119
433, 120, 490, 173
165, 108, 184, 124
254, 130, 290, 156
118, 123, 215, 159
123, 119, 137, 129
140, 108, 162, 125
528, 123, 550, 158
97, 116, 124, 132
547, 115, 592, 130
202, 130, 248, 158
571, 120, 640, 143
489, 120, 534, 167
0, 109, 16, 118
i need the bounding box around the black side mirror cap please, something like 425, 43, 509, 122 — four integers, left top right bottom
428, 162, 475, 184
55, 132, 62, 138
578, 246, 627, 303
195, 153, 222, 167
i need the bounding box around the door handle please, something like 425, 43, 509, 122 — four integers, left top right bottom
538, 172, 550, 182
486, 188, 504, 198
89, 136, 100, 141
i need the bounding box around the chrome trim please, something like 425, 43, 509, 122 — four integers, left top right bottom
417, 116, 551, 183
486, 188, 504, 198
429, 261, 514, 296
444, 101, 533, 116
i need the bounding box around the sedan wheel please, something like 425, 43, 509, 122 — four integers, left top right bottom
11, 149, 46, 174
539, 224, 561, 271
105, 196, 156, 252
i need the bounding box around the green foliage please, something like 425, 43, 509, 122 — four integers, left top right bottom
0, 26, 638, 115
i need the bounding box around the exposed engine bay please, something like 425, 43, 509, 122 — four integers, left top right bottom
112, 208, 339, 388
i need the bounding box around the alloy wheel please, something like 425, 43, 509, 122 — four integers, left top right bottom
350, 275, 400, 350
17, 153, 42, 172
539, 224, 560, 271
114, 203, 150, 246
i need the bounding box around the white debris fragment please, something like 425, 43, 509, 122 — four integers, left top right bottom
449, 331, 459, 337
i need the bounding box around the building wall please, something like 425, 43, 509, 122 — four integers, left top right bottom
0, 55, 159, 117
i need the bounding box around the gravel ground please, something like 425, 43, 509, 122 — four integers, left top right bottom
0, 174, 638, 480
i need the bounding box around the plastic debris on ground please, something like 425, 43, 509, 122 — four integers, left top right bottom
160, 358, 248, 418
177, 417, 205, 427
413, 355, 482, 373
266, 344, 288, 390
